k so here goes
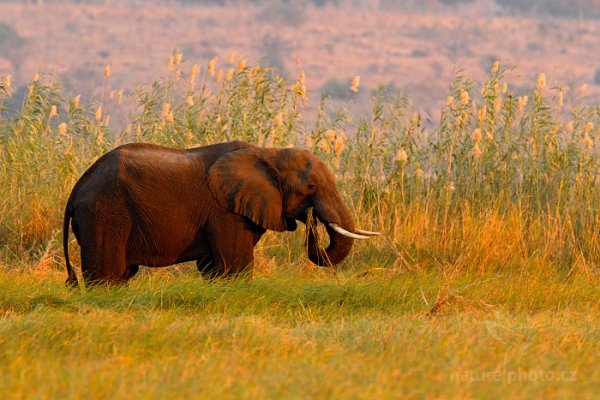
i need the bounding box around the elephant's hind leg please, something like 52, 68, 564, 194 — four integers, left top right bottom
83, 239, 129, 286
80, 201, 132, 287
74, 206, 101, 286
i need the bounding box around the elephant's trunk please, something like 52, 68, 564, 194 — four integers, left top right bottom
306, 192, 357, 267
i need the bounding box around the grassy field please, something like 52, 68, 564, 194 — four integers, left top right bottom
1, 57, 599, 398
1, 267, 598, 399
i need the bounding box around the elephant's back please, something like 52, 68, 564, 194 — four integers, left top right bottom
117, 144, 200, 187
69, 146, 123, 204
186, 140, 255, 169
111, 141, 255, 174
69, 141, 255, 205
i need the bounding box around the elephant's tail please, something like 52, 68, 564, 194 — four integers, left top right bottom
63, 198, 78, 288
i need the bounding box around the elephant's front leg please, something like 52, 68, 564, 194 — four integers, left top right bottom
208, 215, 263, 278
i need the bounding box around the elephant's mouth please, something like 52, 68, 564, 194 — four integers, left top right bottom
288, 208, 310, 225
285, 204, 313, 231
286, 207, 331, 232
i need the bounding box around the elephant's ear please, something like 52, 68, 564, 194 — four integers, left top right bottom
208, 148, 287, 232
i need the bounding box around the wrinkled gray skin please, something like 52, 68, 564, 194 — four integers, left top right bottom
63, 141, 365, 287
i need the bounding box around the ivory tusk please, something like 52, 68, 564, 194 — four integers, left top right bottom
328, 223, 370, 240
354, 228, 381, 236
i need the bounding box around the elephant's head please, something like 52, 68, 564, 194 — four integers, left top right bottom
208, 145, 379, 266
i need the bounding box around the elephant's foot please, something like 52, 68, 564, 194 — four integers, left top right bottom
196, 257, 223, 280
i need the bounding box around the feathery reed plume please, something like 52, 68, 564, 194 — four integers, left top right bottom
472, 128, 482, 143
334, 134, 346, 155
238, 59, 247, 73
395, 148, 408, 164
478, 106, 487, 121
493, 97, 502, 114
274, 112, 284, 128
326, 129, 336, 142
491, 61, 500, 74
557, 89, 564, 108
227, 51, 236, 65
537, 72, 546, 89
208, 57, 217, 77
189, 64, 200, 89
295, 81, 306, 99
565, 121, 574, 133
72, 95, 80, 109
460, 90, 469, 105
215, 69, 223, 82
517, 96, 528, 112
350, 75, 360, 92
162, 103, 171, 117
49, 105, 58, 119
472, 143, 482, 158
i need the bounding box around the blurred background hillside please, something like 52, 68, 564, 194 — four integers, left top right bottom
1, 0, 599, 122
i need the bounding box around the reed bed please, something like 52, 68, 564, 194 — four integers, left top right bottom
2, 57, 599, 276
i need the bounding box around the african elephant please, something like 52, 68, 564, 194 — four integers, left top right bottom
63, 140, 379, 287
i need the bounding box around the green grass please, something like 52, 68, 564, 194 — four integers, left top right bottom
0, 268, 598, 399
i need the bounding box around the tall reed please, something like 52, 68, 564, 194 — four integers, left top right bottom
1, 59, 598, 274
